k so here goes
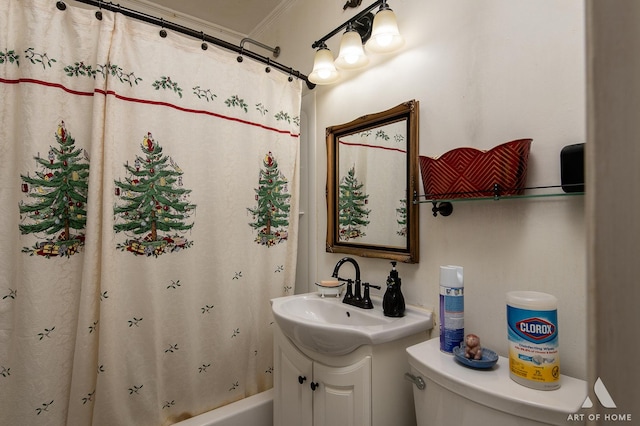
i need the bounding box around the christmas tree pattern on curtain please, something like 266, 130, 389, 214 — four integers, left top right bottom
114, 133, 196, 256
338, 165, 371, 241
396, 198, 407, 237
18, 121, 89, 258
247, 152, 291, 246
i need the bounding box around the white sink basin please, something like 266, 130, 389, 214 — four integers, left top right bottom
271, 293, 433, 355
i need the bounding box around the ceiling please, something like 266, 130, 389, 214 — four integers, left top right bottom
140, 0, 285, 36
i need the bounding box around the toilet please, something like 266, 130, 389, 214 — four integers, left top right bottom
406, 338, 587, 426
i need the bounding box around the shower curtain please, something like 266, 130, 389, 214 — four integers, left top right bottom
0, 1, 302, 425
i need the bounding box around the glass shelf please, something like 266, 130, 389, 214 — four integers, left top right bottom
413, 184, 585, 216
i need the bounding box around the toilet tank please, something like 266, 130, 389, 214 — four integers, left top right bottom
406, 339, 586, 426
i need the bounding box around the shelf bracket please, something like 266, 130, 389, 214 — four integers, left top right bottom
431, 201, 453, 217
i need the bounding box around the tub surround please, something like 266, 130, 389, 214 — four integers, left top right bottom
174, 390, 274, 426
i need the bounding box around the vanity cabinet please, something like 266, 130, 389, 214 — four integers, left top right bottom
273, 325, 426, 426
273, 326, 313, 426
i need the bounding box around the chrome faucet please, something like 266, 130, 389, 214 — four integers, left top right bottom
332, 257, 380, 309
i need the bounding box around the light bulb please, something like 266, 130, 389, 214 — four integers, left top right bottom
317, 69, 331, 79
375, 34, 393, 48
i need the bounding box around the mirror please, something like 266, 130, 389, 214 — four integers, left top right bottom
326, 100, 419, 263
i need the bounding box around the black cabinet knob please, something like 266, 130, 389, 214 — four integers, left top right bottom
298, 375, 306, 384
310, 382, 319, 391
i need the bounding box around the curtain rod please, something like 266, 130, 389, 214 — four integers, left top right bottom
59, 1, 315, 89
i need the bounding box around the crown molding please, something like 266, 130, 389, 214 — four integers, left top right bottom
250, 0, 298, 38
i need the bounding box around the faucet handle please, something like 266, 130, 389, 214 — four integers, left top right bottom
363, 283, 381, 290
360, 282, 381, 310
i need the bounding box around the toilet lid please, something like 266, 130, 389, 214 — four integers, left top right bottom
406, 338, 587, 425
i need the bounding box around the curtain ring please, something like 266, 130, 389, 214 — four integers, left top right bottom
288, 68, 294, 82
159, 18, 167, 38
56, 1, 67, 11
95, 0, 103, 20
237, 48, 244, 63
201, 31, 208, 51
265, 58, 271, 73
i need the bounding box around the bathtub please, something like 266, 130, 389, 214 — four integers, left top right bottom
174, 389, 273, 426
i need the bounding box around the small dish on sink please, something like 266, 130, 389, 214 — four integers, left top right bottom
314, 281, 345, 297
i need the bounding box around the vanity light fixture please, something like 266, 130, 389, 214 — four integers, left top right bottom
309, 0, 403, 85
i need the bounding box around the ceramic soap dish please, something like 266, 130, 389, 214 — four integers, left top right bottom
453, 344, 499, 369
314, 281, 345, 298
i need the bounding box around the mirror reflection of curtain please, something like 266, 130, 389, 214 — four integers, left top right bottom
0, 1, 301, 425
338, 120, 407, 247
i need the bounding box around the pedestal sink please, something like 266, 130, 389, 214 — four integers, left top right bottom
271, 293, 433, 355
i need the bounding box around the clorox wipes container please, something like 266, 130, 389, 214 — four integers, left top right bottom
507, 291, 560, 390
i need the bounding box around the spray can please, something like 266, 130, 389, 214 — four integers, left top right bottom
439, 265, 464, 353
507, 291, 560, 390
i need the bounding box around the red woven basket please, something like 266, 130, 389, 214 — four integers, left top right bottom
419, 139, 532, 199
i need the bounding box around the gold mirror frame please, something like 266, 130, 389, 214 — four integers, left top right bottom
326, 100, 419, 263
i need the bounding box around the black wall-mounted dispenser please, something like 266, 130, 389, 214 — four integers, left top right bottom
560, 143, 584, 193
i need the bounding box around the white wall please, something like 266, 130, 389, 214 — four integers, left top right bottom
260, 0, 587, 380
